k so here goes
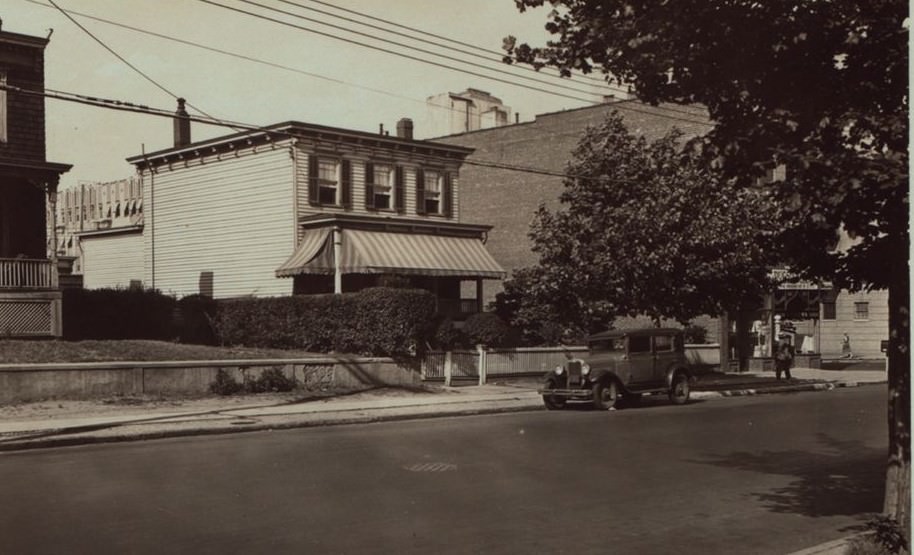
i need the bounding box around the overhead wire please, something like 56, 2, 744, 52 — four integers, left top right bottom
4, 83, 653, 184
272, 0, 624, 96
233, 0, 608, 100
46, 0, 210, 119
197, 0, 602, 106
298, 0, 614, 87
25, 0, 711, 126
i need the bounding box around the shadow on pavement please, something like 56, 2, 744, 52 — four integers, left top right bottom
690, 433, 884, 518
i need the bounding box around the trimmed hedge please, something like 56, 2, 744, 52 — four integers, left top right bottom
62, 287, 176, 340
214, 287, 437, 356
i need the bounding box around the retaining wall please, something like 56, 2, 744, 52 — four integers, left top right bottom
0, 357, 421, 403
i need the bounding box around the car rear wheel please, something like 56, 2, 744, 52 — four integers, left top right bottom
669, 372, 690, 405
592, 380, 618, 410
542, 379, 567, 410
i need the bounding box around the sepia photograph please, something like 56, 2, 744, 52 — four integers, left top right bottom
0, 1, 908, 553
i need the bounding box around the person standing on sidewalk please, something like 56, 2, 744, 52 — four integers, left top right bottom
841, 332, 854, 359
775, 334, 795, 380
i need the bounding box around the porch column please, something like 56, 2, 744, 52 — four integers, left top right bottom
475, 278, 483, 313
46, 181, 59, 289
332, 226, 342, 294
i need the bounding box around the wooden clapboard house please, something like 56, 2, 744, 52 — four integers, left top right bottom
125, 114, 503, 319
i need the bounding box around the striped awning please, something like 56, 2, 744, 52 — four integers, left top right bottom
275, 228, 504, 279
275, 228, 332, 277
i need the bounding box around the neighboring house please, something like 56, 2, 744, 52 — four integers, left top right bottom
425, 88, 514, 137
124, 112, 503, 318
433, 95, 888, 360
56, 176, 144, 288
0, 29, 71, 337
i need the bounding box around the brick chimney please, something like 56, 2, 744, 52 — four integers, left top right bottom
174, 98, 191, 148
396, 118, 414, 140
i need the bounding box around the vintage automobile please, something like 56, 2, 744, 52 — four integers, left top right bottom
539, 328, 694, 410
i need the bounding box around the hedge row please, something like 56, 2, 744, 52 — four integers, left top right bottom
62, 288, 176, 341
213, 287, 437, 356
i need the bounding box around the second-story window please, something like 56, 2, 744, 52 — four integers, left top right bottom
368, 163, 392, 210
423, 171, 442, 214
318, 159, 339, 205
308, 155, 351, 208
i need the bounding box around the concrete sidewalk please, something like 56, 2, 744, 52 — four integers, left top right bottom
0, 366, 885, 453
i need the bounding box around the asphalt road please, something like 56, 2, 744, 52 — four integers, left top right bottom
0, 386, 886, 554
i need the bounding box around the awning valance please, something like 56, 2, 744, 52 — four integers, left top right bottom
275, 228, 504, 279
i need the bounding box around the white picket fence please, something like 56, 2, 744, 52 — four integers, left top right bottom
422, 346, 587, 386
422, 344, 722, 386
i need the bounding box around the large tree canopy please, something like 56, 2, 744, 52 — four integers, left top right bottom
496, 113, 780, 342
504, 0, 909, 527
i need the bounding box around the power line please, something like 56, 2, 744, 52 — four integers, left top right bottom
4, 83, 641, 184
235, 0, 606, 100
26, 0, 710, 127
24, 0, 451, 114
274, 0, 623, 95
46, 0, 215, 118
197, 0, 601, 106
299, 0, 614, 88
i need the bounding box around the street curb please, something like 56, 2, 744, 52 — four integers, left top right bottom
786, 534, 860, 555
0, 403, 545, 453
0, 380, 886, 452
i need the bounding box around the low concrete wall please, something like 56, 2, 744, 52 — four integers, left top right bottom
685, 344, 721, 367
0, 357, 422, 404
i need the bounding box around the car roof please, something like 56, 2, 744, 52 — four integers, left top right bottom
586, 327, 683, 342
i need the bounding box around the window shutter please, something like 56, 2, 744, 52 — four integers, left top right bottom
394, 166, 405, 212
415, 168, 426, 215
364, 162, 375, 209
443, 172, 453, 218
341, 159, 352, 208
307, 154, 319, 205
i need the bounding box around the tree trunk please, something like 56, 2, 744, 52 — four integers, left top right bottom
883, 269, 910, 538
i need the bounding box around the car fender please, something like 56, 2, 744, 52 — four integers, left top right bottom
665, 364, 693, 388
590, 368, 622, 388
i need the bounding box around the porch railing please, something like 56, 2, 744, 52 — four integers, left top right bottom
0, 258, 54, 289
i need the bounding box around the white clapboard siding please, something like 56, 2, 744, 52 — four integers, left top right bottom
142, 147, 295, 299
295, 144, 460, 222
819, 289, 889, 358
81, 231, 144, 289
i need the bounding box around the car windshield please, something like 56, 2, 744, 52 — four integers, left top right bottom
590, 337, 625, 352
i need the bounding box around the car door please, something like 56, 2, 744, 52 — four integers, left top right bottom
626, 334, 654, 386
652, 333, 678, 383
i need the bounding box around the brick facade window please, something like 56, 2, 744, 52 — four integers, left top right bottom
854, 302, 869, 320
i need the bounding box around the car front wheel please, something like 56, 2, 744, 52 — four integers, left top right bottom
542, 380, 567, 410
669, 373, 690, 405
592, 380, 618, 410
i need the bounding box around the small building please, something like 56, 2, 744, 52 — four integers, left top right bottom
124, 112, 504, 319
0, 28, 71, 337
425, 88, 513, 137
56, 176, 144, 288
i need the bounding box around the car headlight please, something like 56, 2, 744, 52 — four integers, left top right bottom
581, 363, 591, 375
554, 365, 563, 375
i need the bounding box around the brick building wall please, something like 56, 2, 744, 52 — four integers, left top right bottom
435, 99, 712, 304
0, 33, 47, 162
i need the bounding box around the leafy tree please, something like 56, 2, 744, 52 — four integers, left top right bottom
495, 113, 780, 337
504, 0, 909, 525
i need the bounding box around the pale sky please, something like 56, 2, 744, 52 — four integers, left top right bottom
4, 0, 621, 190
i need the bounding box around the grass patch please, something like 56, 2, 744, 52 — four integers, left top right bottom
0, 340, 324, 364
